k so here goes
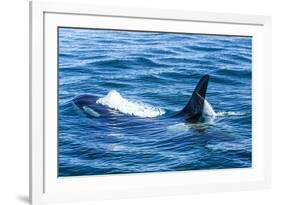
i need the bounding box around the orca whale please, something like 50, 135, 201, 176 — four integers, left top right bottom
73, 75, 209, 123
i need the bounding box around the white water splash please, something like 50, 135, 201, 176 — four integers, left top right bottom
203, 100, 216, 117
203, 100, 246, 119
96, 90, 165, 118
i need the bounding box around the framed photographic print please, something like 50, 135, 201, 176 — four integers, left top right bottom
29, 1, 272, 204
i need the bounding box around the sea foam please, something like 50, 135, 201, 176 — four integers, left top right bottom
96, 90, 165, 118
203, 99, 216, 117
203, 100, 245, 118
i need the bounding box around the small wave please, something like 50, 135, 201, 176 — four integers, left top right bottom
96, 90, 165, 118
215, 111, 247, 117
91, 59, 131, 69
187, 45, 223, 52
224, 53, 251, 63
167, 123, 190, 132
206, 141, 248, 152
60, 75, 91, 85
105, 144, 128, 152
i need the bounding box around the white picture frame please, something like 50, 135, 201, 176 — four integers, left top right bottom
29, 1, 272, 204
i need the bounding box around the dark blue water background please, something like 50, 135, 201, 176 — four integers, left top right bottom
58, 28, 252, 177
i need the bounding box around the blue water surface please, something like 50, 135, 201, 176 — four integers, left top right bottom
58, 28, 252, 177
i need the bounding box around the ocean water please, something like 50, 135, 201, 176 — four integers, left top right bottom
58, 28, 252, 177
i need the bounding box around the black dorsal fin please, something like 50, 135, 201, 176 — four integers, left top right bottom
176, 75, 209, 122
